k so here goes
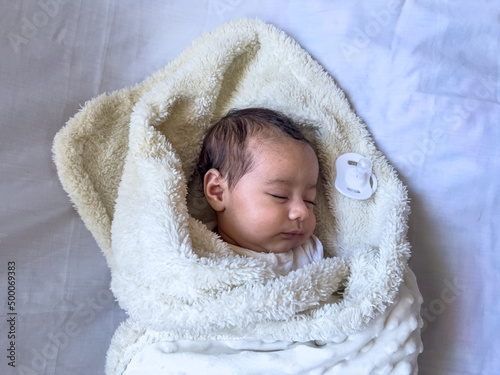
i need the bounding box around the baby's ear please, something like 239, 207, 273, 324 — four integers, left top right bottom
203, 168, 226, 212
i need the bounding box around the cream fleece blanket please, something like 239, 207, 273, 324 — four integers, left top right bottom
53, 18, 423, 374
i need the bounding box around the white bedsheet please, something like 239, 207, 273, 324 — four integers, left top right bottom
1, 1, 498, 374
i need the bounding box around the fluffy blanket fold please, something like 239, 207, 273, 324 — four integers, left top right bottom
53, 18, 422, 374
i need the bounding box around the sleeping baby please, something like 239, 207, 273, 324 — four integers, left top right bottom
197, 108, 323, 275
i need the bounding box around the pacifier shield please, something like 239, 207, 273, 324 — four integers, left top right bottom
335, 153, 377, 200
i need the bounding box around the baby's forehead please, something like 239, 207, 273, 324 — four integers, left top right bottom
248, 131, 302, 151
248, 133, 317, 164
246, 135, 318, 175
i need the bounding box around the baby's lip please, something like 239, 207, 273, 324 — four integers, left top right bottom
281, 230, 305, 236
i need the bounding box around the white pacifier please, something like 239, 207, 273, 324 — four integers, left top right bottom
335, 153, 377, 200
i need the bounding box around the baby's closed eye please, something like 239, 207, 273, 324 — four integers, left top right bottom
269, 194, 316, 206
269, 193, 288, 201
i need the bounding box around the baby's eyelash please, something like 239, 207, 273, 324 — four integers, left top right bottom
270, 194, 316, 206
271, 194, 288, 200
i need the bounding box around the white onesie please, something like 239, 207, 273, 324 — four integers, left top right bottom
227, 235, 323, 276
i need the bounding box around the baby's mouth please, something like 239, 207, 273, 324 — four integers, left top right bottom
281, 231, 304, 238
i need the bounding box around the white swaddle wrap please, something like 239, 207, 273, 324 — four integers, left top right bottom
53, 18, 423, 374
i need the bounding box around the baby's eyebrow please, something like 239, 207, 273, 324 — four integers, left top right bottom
264, 178, 291, 185
264, 178, 317, 189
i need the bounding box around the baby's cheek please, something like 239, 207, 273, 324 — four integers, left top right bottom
309, 213, 317, 232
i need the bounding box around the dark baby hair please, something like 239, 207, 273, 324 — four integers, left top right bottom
197, 107, 311, 188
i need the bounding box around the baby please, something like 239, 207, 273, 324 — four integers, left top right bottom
198, 108, 323, 275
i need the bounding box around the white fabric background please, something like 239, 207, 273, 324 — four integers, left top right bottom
0, 1, 498, 374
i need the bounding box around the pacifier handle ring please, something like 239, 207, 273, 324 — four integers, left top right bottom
356, 157, 372, 180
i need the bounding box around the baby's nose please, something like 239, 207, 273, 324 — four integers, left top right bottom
288, 199, 309, 221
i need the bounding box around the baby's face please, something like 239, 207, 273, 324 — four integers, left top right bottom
217, 137, 319, 253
